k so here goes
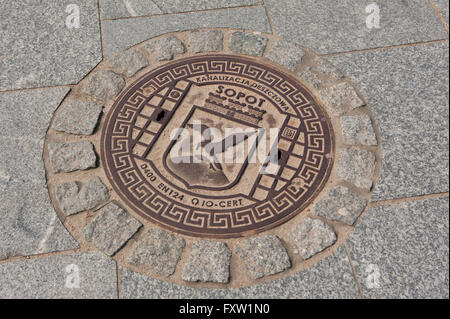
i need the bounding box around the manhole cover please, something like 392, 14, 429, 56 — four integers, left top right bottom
101, 55, 334, 238
45, 29, 380, 285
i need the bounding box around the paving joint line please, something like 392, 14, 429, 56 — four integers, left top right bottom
116, 261, 121, 299
429, 0, 449, 34
0, 84, 75, 94
343, 242, 365, 299
98, 0, 105, 59
262, 0, 276, 35
102, 4, 264, 21
0, 247, 92, 265
369, 192, 449, 207
321, 38, 449, 57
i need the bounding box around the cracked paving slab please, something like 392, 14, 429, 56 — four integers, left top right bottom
0, 88, 78, 259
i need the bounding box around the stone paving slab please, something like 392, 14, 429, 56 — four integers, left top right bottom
101, 0, 263, 19
120, 267, 229, 299
347, 197, 449, 299
0, 1, 102, 91
120, 246, 359, 298
228, 247, 359, 298
313, 186, 367, 226
0, 252, 117, 298
289, 217, 337, 260
102, 7, 270, 56
330, 42, 449, 201
433, 0, 449, 25
48, 141, 98, 173
55, 177, 110, 217
52, 100, 103, 135
187, 30, 224, 53
0, 88, 70, 139
236, 235, 291, 279
266, 40, 306, 71
340, 114, 378, 146
0, 88, 78, 259
83, 202, 142, 256
229, 31, 268, 56
182, 241, 231, 283
1, 137, 52, 184
128, 228, 185, 277
266, 0, 448, 54
145, 35, 186, 60
0, 180, 79, 260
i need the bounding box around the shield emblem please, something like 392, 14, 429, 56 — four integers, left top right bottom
164, 106, 261, 190
160, 83, 263, 190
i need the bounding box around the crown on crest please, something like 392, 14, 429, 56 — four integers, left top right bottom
202, 93, 266, 125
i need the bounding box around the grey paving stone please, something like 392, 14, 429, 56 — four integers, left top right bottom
83, 70, 125, 101
102, 7, 270, 56
313, 186, 367, 225
0, 1, 101, 91
128, 228, 185, 277
55, 182, 79, 216
298, 68, 326, 89
48, 141, 97, 173
0, 180, 79, 260
338, 148, 376, 190
145, 35, 186, 61
314, 57, 346, 82
77, 177, 110, 208
341, 115, 377, 146
265, 40, 305, 71
101, 0, 162, 18
1, 137, 52, 185
101, 0, 263, 19
83, 202, 142, 256
289, 217, 337, 259
347, 197, 449, 299
236, 235, 291, 279
297, 57, 345, 89
229, 246, 359, 298
0, 252, 117, 298
187, 30, 224, 53
433, 0, 449, 25
229, 31, 268, 56
52, 100, 103, 135
120, 266, 230, 299
318, 82, 365, 116
0, 173, 9, 193
107, 49, 149, 77
330, 42, 449, 200
121, 247, 359, 298
55, 177, 110, 217
182, 240, 231, 283
265, 0, 448, 55
0, 88, 78, 259
0, 87, 70, 139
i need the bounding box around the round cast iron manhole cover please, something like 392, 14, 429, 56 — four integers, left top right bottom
101, 55, 334, 238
